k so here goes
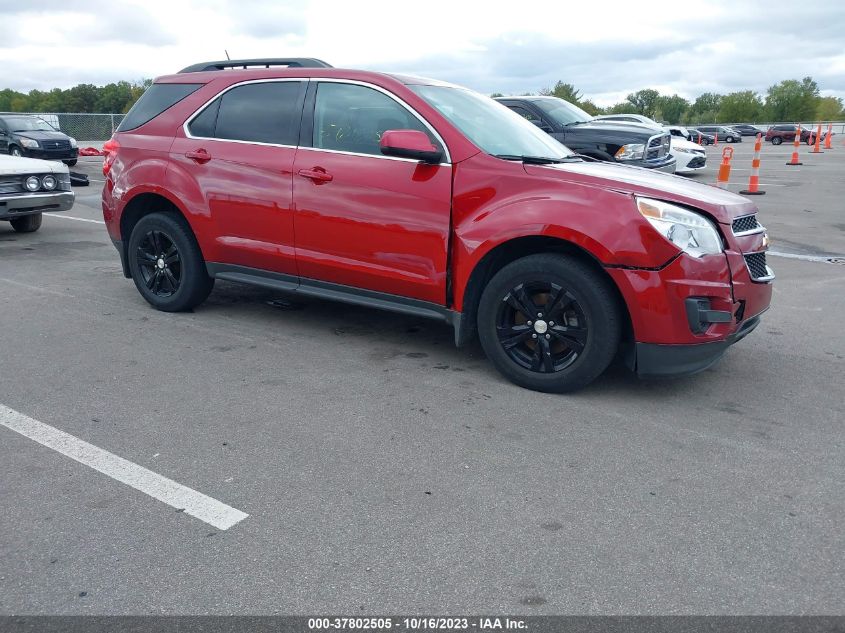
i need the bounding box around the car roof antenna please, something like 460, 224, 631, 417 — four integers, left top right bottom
224, 49, 230, 60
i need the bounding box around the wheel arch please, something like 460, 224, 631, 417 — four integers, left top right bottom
453, 234, 633, 349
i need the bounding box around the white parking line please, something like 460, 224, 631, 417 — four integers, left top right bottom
47, 213, 105, 225
0, 404, 249, 531
769, 251, 845, 263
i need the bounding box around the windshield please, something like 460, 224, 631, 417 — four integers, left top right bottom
532, 99, 593, 126
409, 85, 573, 160
5, 117, 57, 132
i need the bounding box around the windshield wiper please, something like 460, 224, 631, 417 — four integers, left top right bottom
563, 121, 588, 127
494, 154, 581, 164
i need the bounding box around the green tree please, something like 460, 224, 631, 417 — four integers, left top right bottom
625, 89, 660, 117
690, 92, 722, 121
540, 81, 583, 104
607, 101, 639, 114
815, 96, 844, 121
655, 94, 689, 124
765, 76, 819, 121
579, 99, 602, 116
717, 90, 764, 123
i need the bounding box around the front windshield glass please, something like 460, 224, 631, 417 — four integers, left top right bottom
6, 117, 56, 132
532, 99, 593, 127
409, 85, 573, 160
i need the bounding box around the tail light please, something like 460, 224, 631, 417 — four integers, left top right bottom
102, 137, 119, 176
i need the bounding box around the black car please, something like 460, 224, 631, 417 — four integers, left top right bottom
686, 128, 717, 145
0, 115, 79, 166
694, 125, 743, 143
495, 96, 675, 172
729, 124, 763, 137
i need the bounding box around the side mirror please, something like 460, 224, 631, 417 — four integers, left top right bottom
380, 130, 443, 164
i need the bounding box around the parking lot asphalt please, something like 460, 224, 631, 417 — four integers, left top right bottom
1, 143, 843, 615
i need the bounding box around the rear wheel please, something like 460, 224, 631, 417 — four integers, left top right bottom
477, 254, 621, 393
127, 212, 214, 311
10, 213, 42, 233
771, 137, 783, 145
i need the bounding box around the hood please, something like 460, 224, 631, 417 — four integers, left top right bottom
670, 137, 705, 151
568, 120, 660, 141
13, 130, 71, 142
524, 160, 757, 224
0, 154, 69, 174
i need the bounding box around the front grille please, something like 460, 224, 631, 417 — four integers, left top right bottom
0, 178, 21, 194
0, 173, 71, 194
744, 252, 769, 280
39, 140, 71, 151
646, 133, 671, 160
732, 214, 761, 234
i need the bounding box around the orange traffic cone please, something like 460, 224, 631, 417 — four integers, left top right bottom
810, 124, 824, 153
740, 134, 766, 195
698, 132, 702, 145
716, 146, 734, 189
714, 131, 719, 147
823, 123, 833, 150
786, 123, 803, 165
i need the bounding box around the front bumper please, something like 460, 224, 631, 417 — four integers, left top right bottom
629, 155, 676, 173
674, 153, 707, 173
21, 148, 79, 161
0, 190, 74, 219
634, 314, 762, 377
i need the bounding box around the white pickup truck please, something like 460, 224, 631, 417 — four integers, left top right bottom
0, 154, 74, 233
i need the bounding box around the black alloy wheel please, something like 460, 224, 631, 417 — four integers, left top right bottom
477, 254, 621, 393
127, 212, 214, 312
136, 229, 182, 297
496, 281, 587, 374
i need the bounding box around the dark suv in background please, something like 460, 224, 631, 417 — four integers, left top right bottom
695, 125, 742, 143
0, 114, 79, 166
495, 96, 675, 172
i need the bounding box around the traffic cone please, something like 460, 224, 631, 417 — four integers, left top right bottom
786, 123, 803, 165
716, 146, 734, 189
823, 123, 833, 150
740, 134, 766, 195
698, 132, 703, 145
810, 124, 824, 153
714, 131, 719, 147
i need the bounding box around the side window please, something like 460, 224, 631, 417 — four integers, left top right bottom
508, 106, 542, 124
312, 82, 440, 157
190, 81, 303, 145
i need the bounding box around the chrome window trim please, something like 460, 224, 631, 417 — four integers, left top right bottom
183, 78, 304, 148
296, 145, 449, 166
182, 77, 453, 164
310, 78, 452, 164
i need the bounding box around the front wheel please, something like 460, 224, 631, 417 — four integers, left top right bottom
64, 159, 78, 167
10, 213, 42, 233
477, 254, 622, 393
127, 212, 214, 312
9, 146, 22, 157
725, 136, 735, 143
771, 137, 783, 145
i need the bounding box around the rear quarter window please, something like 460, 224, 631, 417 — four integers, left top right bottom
117, 84, 202, 132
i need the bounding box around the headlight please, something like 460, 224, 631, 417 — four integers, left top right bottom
24, 176, 41, 191
42, 175, 57, 190
19, 138, 39, 149
68, 137, 78, 148
615, 143, 645, 161
636, 197, 723, 258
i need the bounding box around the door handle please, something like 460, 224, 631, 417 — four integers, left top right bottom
186, 149, 211, 163
297, 168, 333, 183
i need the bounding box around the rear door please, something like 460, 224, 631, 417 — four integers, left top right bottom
0, 119, 8, 153
169, 80, 306, 276
291, 80, 452, 304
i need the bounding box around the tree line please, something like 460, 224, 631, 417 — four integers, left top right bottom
2, 75, 843, 125
493, 76, 845, 124
0, 80, 152, 114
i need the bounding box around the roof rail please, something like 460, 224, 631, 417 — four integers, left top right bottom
178, 58, 333, 73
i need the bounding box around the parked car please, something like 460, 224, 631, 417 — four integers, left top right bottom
695, 125, 743, 143
0, 154, 74, 233
0, 115, 79, 166
730, 124, 763, 137
102, 57, 773, 393
686, 128, 717, 145
495, 97, 675, 171
765, 124, 819, 145
668, 136, 707, 174
594, 113, 666, 127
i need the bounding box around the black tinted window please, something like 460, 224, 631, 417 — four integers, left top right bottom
188, 98, 220, 138
214, 82, 302, 145
508, 106, 541, 123
313, 82, 438, 156
118, 84, 201, 131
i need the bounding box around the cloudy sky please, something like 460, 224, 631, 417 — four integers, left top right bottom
2, 0, 844, 105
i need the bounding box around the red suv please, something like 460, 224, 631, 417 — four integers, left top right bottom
765, 124, 818, 145
102, 58, 773, 392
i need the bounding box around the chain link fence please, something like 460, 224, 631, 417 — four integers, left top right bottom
0, 112, 126, 143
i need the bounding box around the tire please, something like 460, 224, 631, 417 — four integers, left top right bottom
64, 159, 77, 166
9, 145, 22, 157
10, 213, 42, 233
127, 212, 214, 312
725, 136, 735, 143
477, 253, 621, 393
771, 137, 782, 145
